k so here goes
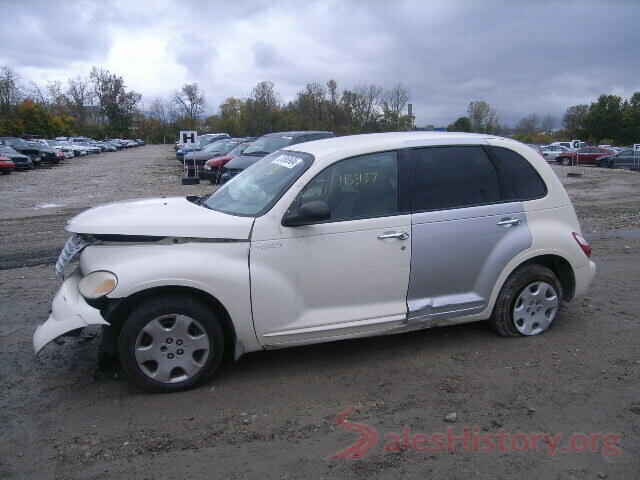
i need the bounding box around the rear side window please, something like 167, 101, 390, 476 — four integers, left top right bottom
489, 147, 547, 201
410, 146, 500, 211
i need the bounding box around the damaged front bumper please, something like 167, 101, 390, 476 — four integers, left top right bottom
33, 270, 110, 355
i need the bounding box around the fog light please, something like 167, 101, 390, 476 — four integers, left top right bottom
78, 271, 118, 299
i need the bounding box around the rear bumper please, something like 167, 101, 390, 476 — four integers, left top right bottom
33, 270, 109, 355
573, 260, 596, 300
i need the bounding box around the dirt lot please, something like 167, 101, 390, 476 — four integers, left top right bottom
1, 145, 639, 479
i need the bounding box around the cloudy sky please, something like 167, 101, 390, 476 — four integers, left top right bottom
1, 0, 638, 126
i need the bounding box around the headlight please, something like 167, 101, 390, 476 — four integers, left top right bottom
78, 271, 118, 299
204, 165, 211, 170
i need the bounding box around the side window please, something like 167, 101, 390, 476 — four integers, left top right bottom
489, 147, 547, 201
293, 151, 399, 221
410, 146, 500, 211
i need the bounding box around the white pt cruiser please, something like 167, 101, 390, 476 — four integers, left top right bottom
34, 132, 596, 392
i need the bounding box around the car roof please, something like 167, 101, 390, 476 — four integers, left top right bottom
264, 131, 333, 138
285, 131, 496, 158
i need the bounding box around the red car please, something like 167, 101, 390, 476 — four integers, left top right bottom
556, 147, 614, 166
0, 156, 16, 174
202, 139, 254, 184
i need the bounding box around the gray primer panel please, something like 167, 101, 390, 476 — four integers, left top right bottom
407, 202, 532, 323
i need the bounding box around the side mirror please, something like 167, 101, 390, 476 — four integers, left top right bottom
282, 201, 331, 227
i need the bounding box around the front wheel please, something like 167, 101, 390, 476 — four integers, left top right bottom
489, 264, 562, 337
118, 295, 224, 392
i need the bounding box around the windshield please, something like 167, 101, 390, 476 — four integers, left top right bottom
228, 141, 252, 156
243, 135, 294, 156
204, 139, 238, 153
0, 145, 17, 154
204, 150, 313, 216
4, 138, 29, 148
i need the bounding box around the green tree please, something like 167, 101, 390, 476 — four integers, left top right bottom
447, 116, 472, 132
241, 81, 282, 135
173, 83, 205, 130
15, 99, 55, 136
563, 104, 589, 140
621, 92, 640, 145
467, 100, 499, 133
584, 94, 624, 144
90, 67, 141, 137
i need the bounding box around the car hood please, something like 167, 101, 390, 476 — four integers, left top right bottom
66, 196, 254, 240
225, 154, 265, 169
207, 155, 235, 166
5, 152, 29, 160
186, 151, 223, 161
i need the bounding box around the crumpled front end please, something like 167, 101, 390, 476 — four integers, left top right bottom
33, 270, 109, 355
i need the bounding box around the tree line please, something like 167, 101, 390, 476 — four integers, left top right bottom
448, 95, 640, 146
0, 63, 637, 145
0, 65, 412, 142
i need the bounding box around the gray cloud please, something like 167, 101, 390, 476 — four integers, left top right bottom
252, 41, 284, 69
1, 0, 638, 126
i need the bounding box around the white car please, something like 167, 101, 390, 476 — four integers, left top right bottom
34, 132, 596, 392
59, 141, 88, 156
541, 145, 571, 161
53, 146, 74, 159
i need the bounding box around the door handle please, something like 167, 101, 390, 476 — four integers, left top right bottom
377, 231, 409, 240
497, 218, 521, 227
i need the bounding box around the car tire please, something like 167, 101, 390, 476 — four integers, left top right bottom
607, 161, 615, 169
559, 157, 571, 166
489, 264, 562, 337
117, 295, 224, 393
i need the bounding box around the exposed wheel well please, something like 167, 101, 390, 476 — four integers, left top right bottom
519, 255, 575, 302
99, 286, 237, 363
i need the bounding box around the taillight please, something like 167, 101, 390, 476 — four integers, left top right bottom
573, 232, 592, 258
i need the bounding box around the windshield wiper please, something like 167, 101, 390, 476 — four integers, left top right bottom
245, 150, 271, 156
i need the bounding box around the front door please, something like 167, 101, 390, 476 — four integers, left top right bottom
250, 150, 411, 347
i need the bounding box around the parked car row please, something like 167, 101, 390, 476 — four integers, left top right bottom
534, 143, 638, 169
0, 136, 146, 175
178, 131, 336, 184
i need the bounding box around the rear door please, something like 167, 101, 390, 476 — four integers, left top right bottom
406, 145, 545, 323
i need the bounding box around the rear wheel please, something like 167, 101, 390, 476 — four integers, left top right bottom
559, 157, 571, 166
489, 264, 562, 337
118, 295, 224, 392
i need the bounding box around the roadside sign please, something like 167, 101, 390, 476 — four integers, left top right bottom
571, 140, 581, 150
634, 144, 640, 152
179, 131, 200, 184
180, 131, 198, 145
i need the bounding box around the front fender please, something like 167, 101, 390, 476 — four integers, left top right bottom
79, 242, 261, 354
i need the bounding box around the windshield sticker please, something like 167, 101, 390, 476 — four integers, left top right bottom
271, 155, 303, 169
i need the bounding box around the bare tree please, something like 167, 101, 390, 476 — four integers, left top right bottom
65, 75, 94, 128
28, 81, 47, 105
382, 83, 410, 130
516, 114, 539, 140
349, 84, 383, 132
467, 100, 499, 133
173, 83, 205, 130
149, 96, 169, 143
0, 65, 22, 117
540, 114, 555, 135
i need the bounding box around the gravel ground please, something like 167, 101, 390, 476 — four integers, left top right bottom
0, 146, 639, 479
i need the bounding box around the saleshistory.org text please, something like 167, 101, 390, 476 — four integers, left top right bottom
329, 407, 622, 460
